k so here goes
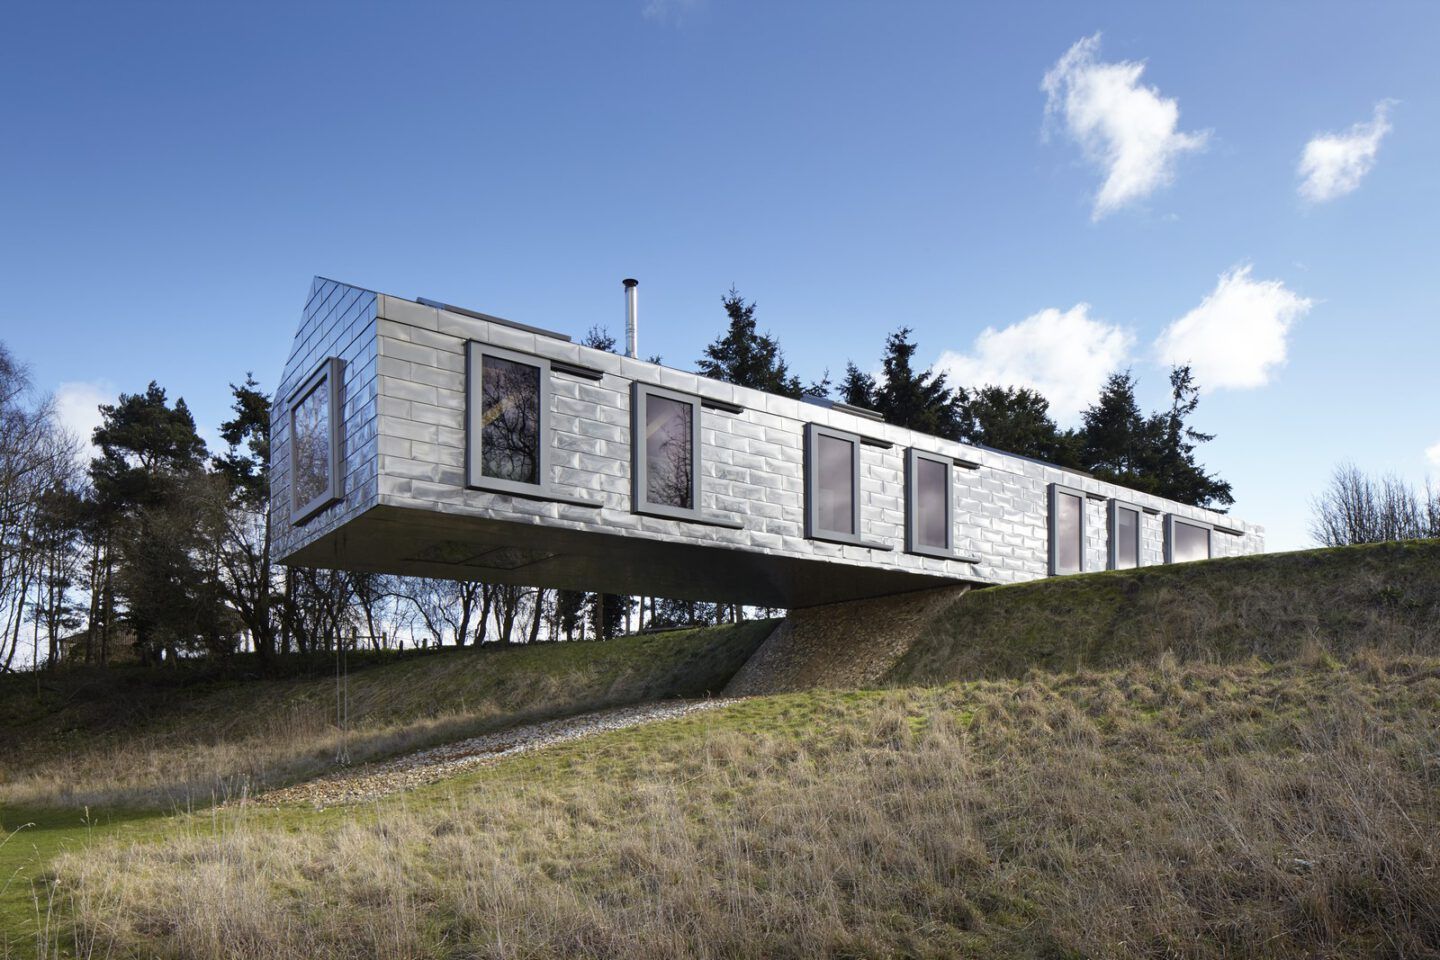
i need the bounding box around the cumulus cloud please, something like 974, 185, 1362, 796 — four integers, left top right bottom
1154, 265, 1311, 391
935, 304, 1134, 421
1042, 33, 1208, 219
55, 380, 112, 457
1297, 100, 1394, 203
1427, 442, 1440, 470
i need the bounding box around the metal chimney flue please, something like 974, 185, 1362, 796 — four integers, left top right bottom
622, 278, 639, 359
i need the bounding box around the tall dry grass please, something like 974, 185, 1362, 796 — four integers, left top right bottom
57, 652, 1440, 959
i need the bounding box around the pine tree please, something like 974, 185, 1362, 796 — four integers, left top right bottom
838, 362, 877, 409
1080, 371, 1150, 489
871, 328, 958, 437
696, 288, 803, 398
954, 385, 1081, 466
1143, 365, 1234, 508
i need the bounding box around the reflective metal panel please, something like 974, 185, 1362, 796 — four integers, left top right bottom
645, 393, 694, 509
480, 355, 541, 484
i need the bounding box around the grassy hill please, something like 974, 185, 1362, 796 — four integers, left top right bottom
7, 540, 1440, 958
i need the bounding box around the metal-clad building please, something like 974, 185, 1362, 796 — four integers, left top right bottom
273, 277, 1264, 608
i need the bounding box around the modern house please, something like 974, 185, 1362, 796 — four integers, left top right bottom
273, 277, 1265, 608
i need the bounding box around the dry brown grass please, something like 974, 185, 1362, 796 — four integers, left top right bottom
56, 652, 1440, 959
0, 622, 773, 810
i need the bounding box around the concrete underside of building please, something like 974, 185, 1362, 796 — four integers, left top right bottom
273, 277, 1265, 609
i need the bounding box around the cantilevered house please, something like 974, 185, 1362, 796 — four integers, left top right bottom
273, 277, 1264, 608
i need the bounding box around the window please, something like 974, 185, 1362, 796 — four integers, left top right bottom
1109, 501, 1142, 570
632, 384, 702, 521
289, 356, 344, 524
467, 343, 552, 495
805, 423, 863, 544
906, 448, 953, 558
1165, 516, 1212, 563
1048, 483, 1085, 575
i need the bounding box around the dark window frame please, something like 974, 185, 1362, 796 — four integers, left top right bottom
1164, 514, 1213, 564
905, 447, 955, 559
1048, 482, 1087, 576
465, 342, 555, 498
1108, 499, 1144, 570
288, 356, 345, 525
631, 382, 705, 523
804, 422, 866, 547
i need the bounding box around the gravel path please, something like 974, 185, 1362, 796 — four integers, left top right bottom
254, 699, 738, 808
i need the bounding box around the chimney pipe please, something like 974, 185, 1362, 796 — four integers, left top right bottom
622, 278, 639, 359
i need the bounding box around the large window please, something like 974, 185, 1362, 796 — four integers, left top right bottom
1048, 483, 1086, 575
906, 448, 953, 558
632, 384, 702, 521
1109, 501, 1142, 570
1165, 516, 1212, 563
805, 423, 863, 545
467, 344, 552, 495
289, 356, 344, 524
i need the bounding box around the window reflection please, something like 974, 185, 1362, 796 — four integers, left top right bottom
817, 434, 855, 535
1116, 506, 1139, 569
292, 378, 331, 510
481, 355, 541, 484
1056, 492, 1082, 574
1172, 522, 1210, 563
645, 394, 693, 509
916, 457, 949, 549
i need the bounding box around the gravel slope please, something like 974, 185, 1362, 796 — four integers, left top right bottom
253, 699, 738, 807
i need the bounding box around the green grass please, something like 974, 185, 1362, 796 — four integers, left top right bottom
887, 538, 1440, 684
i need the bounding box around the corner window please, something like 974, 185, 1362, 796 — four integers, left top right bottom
805, 423, 863, 544
467, 343, 552, 495
632, 384, 702, 521
1165, 516, 1212, 564
1109, 501, 1142, 570
906, 448, 953, 558
1048, 483, 1085, 576
289, 356, 344, 524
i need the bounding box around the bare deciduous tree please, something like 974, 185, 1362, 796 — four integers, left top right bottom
1310, 463, 1440, 546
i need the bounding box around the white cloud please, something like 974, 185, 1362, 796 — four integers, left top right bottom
935, 304, 1134, 421
1154, 265, 1311, 391
1426, 442, 1440, 470
1297, 100, 1394, 203
1042, 33, 1208, 219
54, 381, 112, 458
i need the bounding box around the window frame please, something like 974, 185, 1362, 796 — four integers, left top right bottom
1107, 499, 1144, 571
1164, 514, 1213, 564
288, 356, 345, 526
804, 422, 865, 546
1047, 482, 1087, 576
631, 382, 705, 523
905, 447, 955, 559
465, 342, 554, 497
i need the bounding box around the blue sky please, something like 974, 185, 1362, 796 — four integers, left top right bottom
2, 1, 1437, 551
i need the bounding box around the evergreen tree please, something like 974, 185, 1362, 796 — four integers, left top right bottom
838, 362, 877, 409
214, 376, 279, 661
954, 385, 1081, 466
1080, 371, 1150, 489
696, 288, 803, 398
871, 328, 959, 437
1143, 365, 1234, 508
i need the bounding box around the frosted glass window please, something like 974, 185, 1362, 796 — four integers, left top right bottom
817, 433, 856, 535
915, 456, 949, 550
1115, 506, 1139, 569
1055, 492, 1082, 575
644, 394, 694, 509
1171, 521, 1211, 563
480, 355, 542, 484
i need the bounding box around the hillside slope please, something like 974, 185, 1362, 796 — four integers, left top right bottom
889, 538, 1440, 685
0, 620, 775, 810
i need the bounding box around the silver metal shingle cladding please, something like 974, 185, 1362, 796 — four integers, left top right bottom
273, 278, 1265, 605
